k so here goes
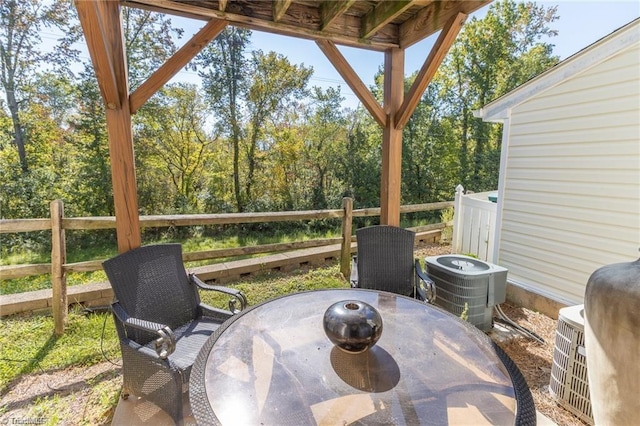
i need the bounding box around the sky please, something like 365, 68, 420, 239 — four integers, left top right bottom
33, 1, 639, 110
170, 1, 639, 109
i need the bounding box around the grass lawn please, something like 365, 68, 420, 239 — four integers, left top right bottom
0, 228, 345, 295
0, 263, 349, 425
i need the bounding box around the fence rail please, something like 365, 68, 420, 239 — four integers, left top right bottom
0, 198, 453, 333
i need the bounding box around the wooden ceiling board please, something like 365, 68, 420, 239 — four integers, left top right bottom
123, 0, 492, 50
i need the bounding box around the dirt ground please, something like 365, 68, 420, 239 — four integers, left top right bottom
2, 242, 588, 425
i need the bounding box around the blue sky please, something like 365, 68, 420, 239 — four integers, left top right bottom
171, 1, 639, 109
36, 2, 638, 109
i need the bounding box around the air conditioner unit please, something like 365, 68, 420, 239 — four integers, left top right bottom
549, 304, 593, 425
424, 255, 507, 331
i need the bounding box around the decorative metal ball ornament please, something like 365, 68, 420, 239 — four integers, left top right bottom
323, 300, 383, 353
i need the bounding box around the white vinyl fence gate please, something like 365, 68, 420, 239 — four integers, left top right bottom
452, 185, 498, 262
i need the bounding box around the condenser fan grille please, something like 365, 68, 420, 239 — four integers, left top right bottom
436, 256, 490, 272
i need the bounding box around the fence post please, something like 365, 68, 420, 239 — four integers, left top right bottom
340, 197, 353, 280
51, 200, 67, 335
451, 185, 464, 254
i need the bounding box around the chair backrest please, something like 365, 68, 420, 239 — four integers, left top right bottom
103, 244, 200, 343
356, 225, 416, 296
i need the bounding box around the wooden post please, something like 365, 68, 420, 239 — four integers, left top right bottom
106, 106, 141, 253
340, 197, 353, 279
380, 47, 404, 226
51, 200, 67, 335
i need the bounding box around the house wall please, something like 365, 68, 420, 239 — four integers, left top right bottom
497, 41, 640, 305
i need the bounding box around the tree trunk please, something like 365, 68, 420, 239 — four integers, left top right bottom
229, 74, 244, 212
5, 87, 28, 172
454, 57, 469, 189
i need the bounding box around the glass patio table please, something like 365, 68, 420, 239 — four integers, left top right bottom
189, 288, 535, 425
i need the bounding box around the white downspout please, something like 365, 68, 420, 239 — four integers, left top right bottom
493, 115, 511, 264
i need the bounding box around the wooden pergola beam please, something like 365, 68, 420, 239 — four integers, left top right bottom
126, 0, 398, 51
361, 1, 414, 39
316, 40, 386, 127
395, 12, 466, 129
320, 0, 355, 30
74, 0, 486, 253
399, 0, 487, 48
75, 0, 140, 252
273, 0, 293, 22
130, 18, 227, 114
75, 1, 121, 109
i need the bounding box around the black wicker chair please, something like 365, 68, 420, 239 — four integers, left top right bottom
102, 244, 247, 425
351, 225, 436, 302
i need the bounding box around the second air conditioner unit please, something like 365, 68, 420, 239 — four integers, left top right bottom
549, 304, 593, 425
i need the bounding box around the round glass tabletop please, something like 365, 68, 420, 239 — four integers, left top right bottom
190, 289, 523, 425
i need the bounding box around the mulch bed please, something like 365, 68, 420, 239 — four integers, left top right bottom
496, 304, 588, 425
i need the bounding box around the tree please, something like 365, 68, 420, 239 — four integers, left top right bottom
336, 108, 381, 208
198, 31, 312, 212
63, 8, 183, 217
302, 86, 346, 209
198, 27, 252, 211
31, 71, 78, 130
0, 0, 77, 171
402, 77, 460, 204
243, 50, 311, 209
136, 83, 216, 213
66, 65, 113, 216
122, 7, 183, 89
437, 0, 559, 191
267, 110, 306, 210
0, 99, 68, 223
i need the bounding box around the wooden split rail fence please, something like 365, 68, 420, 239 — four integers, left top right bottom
0, 198, 453, 334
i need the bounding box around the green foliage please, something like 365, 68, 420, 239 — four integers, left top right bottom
197, 27, 252, 212
302, 86, 348, 209
0, 0, 561, 257
435, 0, 559, 192
335, 108, 381, 208
460, 302, 469, 321
123, 8, 183, 88
136, 83, 216, 213
66, 66, 113, 217
440, 207, 455, 243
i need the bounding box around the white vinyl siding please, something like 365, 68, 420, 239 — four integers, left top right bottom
497, 42, 640, 305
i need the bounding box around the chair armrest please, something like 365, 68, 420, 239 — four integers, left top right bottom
415, 259, 436, 303
350, 256, 358, 288
197, 303, 233, 321
190, 274, 248, 313
111, 302, 176, 359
